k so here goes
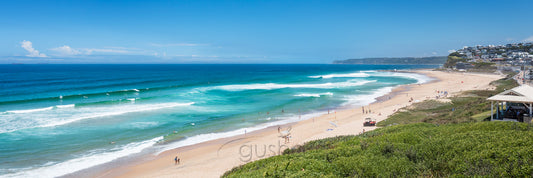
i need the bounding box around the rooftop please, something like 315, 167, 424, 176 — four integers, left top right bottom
487, 85, 533, 103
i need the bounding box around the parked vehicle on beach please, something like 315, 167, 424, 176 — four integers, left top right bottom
363, 118, 376, 126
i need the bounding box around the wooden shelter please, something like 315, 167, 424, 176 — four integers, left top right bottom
487, 85, 533, 122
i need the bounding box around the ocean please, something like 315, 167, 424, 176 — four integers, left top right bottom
0, 64, 437, 177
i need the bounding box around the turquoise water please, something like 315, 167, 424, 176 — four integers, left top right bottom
0, 64, 436, 177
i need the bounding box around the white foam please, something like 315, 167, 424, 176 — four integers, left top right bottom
294, 92, 334, 97
55, 104, 75, 108
156, 112, 325, 155
2, 137, 162, 178
342, 87, 394, 106
309, 72, 370, 79
211, 80, 374, 91
128, 122, 160, 129
41, 102, 194, 128
6, 107, 54, 114
0, 102, 195, 134
370, 71, 434, 84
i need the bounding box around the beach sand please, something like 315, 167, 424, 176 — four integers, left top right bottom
96, 70, 503, 178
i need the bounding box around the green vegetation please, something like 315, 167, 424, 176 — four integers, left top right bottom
443, 52, 467, 68
333, 56, 447, 65
223, 73, 525, 177
443, 52, 498, 72
223, 122, 533, 177
376, 97, 489, 126
508, 43, 533, 52
469, 62, 497, 73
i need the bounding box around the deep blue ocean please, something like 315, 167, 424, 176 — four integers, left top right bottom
0, 64, 437, 177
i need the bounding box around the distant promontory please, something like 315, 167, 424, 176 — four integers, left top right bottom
333, 56, 447, 65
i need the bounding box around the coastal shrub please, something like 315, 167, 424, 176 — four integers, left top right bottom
223, 122, 533, 177
444, 55, 467, 68
376, 97, 483, 126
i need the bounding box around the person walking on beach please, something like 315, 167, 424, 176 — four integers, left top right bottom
174, 155, 179, 165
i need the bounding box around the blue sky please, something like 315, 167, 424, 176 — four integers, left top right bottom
1, 0, 532, 64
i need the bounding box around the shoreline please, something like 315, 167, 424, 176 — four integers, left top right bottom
89, 69, 502, 178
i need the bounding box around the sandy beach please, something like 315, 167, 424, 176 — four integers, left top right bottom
96, 70, 503, 178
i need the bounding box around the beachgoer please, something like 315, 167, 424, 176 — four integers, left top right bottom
278, 127, 281, 133
175, 156, 178, 165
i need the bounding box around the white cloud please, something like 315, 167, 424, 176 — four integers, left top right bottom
432, 52, 437, 55
49, 45, 145, 56
448, 49, 456, 53
50, 45, 82, 55
83, 48, 130, 54
149, 43, 207, 47
20, 40, 47, 57
524, 36, 533, 42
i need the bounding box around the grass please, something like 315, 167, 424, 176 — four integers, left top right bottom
468, 62, 498, 73
377, 97, 491, 126
223, 122, 533, 177
471, 110, 493, 121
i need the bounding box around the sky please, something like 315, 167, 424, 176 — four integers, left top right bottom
1, 0, 532, 64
